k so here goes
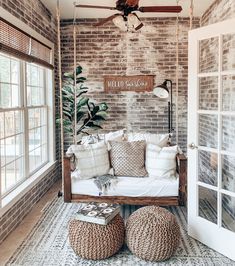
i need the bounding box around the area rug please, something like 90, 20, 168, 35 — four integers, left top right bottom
6, 197, 235, 266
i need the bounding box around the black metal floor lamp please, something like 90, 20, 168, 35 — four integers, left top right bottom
153, 79, 173, 134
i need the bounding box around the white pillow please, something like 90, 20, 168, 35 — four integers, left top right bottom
127, 132, 169, 148
81, 129, 125, 145
146, 144, 178, 179
66, 142, 110, 179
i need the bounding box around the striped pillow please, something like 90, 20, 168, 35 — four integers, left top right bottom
109, 141, 147, 177
67, 142, 110, 179
146, 144, 178, 179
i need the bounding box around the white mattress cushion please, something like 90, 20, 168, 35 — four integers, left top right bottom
66, 142, 110, 179
127, 132, 169, 147
146, 144, 178, 179
71, 176, 179, 197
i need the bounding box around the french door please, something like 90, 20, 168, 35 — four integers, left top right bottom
188, 18, 235, 260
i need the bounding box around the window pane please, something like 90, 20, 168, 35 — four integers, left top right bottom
26, 64, 44, 106
0, 54, 10, 83
198, 150, 218, 186
12, 85, 19, 107
222, 155, 235, 193
5, 111, 15, 137
15, 157, 24, 182
222, 194, 235, 233
5, 161, 16, 191
5, 136, 16, 164
1, 167, 6, 193
199, 37, 219, 73
11, 59, 20, 84
0, 112, 4, 139
0, 83, 11, 108
198, 186, 217, 224
0, 139, 5, 167
199, 114, 218, 149
222, 75, 235, 111
29, 150, 35, 173
222, 115, 235, 153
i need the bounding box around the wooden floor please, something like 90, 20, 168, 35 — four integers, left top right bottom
0, 180, 61, 266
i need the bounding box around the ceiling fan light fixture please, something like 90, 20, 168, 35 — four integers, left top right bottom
127, 13, 143, 31
112, 15, 127, 31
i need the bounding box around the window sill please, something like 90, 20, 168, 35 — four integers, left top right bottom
0, 161, 57, 217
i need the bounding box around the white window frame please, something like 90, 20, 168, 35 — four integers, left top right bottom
0, 7, 56, 214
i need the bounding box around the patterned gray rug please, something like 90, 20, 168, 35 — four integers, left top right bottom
6, 197, 235, 266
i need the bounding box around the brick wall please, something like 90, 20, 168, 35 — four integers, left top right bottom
0, 0, 60, 244
201, 0, 235, 26
61, 18, 200, 151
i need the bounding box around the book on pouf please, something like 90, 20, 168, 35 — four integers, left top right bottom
76, 202, 120, 225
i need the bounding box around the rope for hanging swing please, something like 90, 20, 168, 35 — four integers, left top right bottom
73, 2, 78, 145
56, 0, 64, 192
175, 0, 180, 144
189, 0, 194, 30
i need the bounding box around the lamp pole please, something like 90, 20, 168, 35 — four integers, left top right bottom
165, 79, 173, 134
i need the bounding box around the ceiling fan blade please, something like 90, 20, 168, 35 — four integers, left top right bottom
94, 14, 120, 26
76, 4, 116, 11
138, 6, 182, 13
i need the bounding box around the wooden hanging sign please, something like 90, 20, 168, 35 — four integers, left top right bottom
104, 75, 154, 92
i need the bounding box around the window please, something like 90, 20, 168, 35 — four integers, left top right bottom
0, 53, 53, 196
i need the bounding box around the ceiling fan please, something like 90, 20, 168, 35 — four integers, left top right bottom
76, 0, 182, 31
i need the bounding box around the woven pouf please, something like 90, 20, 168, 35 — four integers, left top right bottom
69, 214, 125, 260
126, 206, 180, 262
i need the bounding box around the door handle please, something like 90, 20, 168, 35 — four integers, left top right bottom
189, 143, 198, 150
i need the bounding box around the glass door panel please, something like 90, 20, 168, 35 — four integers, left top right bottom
199, 76, 218, 110
222, 194, 235, 233
199, 114, 218, 148
198, 186, 217, 224
222, 75, 235, 111
222, 155, 235, 193
199, 37, 219, 73
222, 34, 235, 71
198, 150, 218, 186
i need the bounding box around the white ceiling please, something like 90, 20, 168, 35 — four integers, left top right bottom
41, 0, 215, 19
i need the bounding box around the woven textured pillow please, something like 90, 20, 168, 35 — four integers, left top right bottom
66, 142, 110, 179
109, 141, 147, 177
127, 132, 169, 148
146, 144, 178, 179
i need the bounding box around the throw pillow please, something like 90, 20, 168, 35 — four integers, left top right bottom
81, 129, 125, 146
127, 132, 169, 148
66, 142, 110, 179
109, 141, 147, 177
146, 144, 178, 179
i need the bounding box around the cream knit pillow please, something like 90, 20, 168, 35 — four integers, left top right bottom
67, 142, 110, 179
146, 144, 178, 179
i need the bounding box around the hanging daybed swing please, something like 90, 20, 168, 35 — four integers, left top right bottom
57, 0, 193, 205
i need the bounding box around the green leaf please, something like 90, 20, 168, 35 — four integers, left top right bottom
77, 97, 89, 107
92, 115, 106, 122
86, 122, 102, 129
76, 66, 83, 76
99, 102, 108, 111
76, 77, 86, 84
96, 111, 108, 118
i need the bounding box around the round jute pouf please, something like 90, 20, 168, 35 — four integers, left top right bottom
69, 214, 125, 260
126, 206, 180, 262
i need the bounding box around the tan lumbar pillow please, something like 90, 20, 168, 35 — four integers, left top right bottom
109, 141, 147, 177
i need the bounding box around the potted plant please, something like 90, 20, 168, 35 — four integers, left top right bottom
57, 65, 108, 144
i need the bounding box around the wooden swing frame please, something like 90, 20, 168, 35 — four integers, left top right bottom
57, 1, 191, 207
